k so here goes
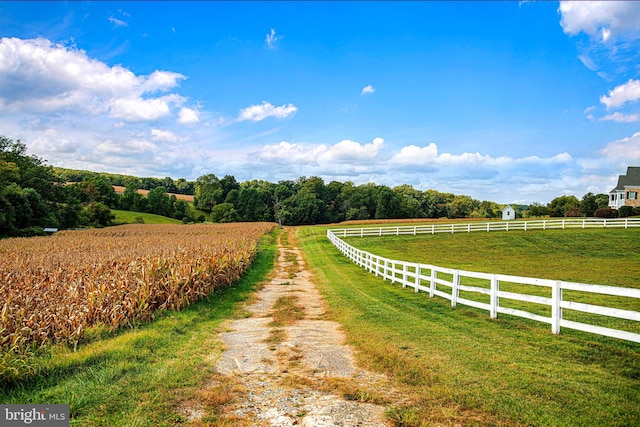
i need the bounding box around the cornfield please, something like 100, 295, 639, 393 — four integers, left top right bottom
1, 223, 274, 380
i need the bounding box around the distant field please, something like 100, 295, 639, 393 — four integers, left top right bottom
111, 209, 182, 224
112, 185, 195, 202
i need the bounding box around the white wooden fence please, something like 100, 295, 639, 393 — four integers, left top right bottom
327, 218, 640, 343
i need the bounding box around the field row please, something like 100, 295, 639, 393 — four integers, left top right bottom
0, 223, 274, 361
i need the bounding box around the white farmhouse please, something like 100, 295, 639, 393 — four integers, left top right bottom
609, 166, 640, 209
502, 205, 516, 220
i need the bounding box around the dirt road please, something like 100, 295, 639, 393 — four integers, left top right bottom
185, 228, 396, 426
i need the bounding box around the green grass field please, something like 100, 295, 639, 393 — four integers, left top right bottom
111, 209, 183, 225
342, 228, 640, 288
298, 225, 640, 426
339, 228, 640, 334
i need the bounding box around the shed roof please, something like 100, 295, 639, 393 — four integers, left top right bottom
610, 167, 640, 192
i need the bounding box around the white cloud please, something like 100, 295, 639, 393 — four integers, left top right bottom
108, 95, 183, 122
141, 70, 186, 93
599, 79, 640, 109
258, 141, 309, 163
577, 54, 598, 71
108, 17, 128, 27
238, 101, 297, 122
265, 28, 283, 49
361, 85, 375, 95
600, 112, 640, 123
178, 107, 200, 125
151, 129, 184, 143
317, 137, 384, 162
96, 139, 159, 156
389, 143, 439, 165
390, 143, 572, 171
258, 137, 384, 165
599, 131, 640, 161
559, 1, 640, 41
0, 37, 188, 121
584, 105, 596, 120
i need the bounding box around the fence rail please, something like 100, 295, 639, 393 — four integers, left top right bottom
332, 217, 640, 238
327, 218, 640, 343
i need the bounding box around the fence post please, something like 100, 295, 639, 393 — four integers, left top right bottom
552, 280, 562, 334
402, 262, 408, 288
430, 268, 436, 297
391, 261, 397, 283
415, 265, 421, 292
490, 274, 498, 319
451, 270, 459, 307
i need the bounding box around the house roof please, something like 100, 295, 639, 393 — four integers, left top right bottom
610, 167, 640, 192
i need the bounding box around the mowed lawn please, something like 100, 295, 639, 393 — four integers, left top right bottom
297, 225, 640, 427
341, 228, 640, 333
342, 227, 640, 288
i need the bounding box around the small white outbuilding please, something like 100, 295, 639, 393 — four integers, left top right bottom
502, 205, 516, 220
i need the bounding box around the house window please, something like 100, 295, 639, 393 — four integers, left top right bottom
628, 191, 638, 200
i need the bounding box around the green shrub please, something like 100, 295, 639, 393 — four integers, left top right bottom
565, 208, 583, 217
618, 206, 634, 218
594, 207, 618, 218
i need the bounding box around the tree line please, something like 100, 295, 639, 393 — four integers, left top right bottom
1, 135, 633, 237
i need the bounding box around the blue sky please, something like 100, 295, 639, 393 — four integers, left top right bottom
1, 1, 639, 204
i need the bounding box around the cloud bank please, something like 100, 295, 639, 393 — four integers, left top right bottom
0, 37, 193, 123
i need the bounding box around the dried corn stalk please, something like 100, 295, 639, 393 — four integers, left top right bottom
0, 223, 274, 352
